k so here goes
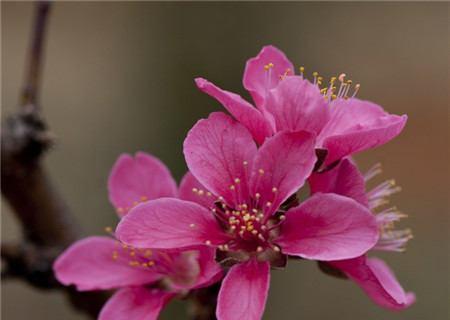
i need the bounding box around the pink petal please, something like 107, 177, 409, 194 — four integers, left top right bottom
250, 131, 316, 216
192, 247, 224, 289
116, 198, 229, 249
99, 287, 175, 320
217, 260, 270, 320
183, 112, 257, 206
178, 171, 216, 209
329, 256, 415, 310
53, 236, 161, 291
318, 99, 407, 164
195, 78, 273, 144
108, 152, 178, 216
309, 158, 369, 206
243, 45, 294, 109
276, 193, 379, 260
265, 76, 330, 135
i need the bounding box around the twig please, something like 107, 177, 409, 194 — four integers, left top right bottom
1, 2, 109, 317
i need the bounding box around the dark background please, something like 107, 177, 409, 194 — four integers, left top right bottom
2, 2, 449, 319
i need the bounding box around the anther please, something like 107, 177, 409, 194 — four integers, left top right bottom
234, 178, 241, 184
104, 226, 113, 233
257, 246, 264, 253
258, 168, 265, 175
189, 223, 196, 228
205, 240, 212, 245
272, 187, 278, 193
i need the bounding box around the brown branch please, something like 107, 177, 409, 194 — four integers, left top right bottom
21, 0, 50, 108
1, 1, 109, 317
188, 283, 220, 320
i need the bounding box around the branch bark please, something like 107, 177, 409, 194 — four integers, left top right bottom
1, 2, 109, 317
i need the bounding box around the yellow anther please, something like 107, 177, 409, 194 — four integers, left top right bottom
299, 66, 305, 73
144, 250, 153, 257
247, 225, 254, 231
129, 261, 139, 267
312, 71, 319, 77
111, 251, 119, 260
129, 251, 136, 257
104, 226, 113, 233
148, 261, 155, 267
243, 214, 251, 222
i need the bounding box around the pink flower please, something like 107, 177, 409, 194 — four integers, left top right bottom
116, 113, 379, 320
195, 45, 407, 165
309, 158, 415, 310
54, 152, 222, 320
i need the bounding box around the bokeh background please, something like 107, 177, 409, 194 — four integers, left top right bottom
2, 2, 449, 319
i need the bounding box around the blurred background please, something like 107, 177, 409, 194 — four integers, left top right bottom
2, 2, 448, 319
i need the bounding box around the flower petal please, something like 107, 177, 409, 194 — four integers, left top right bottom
192, 247, 224, 289
108, 152, 178, 216
318, 98, 407, 164
309, 158, 369, 206
265, 76, 330, 135
217, 260, 270, 320
329, 256, 415, 310
184, 112, 257, 206
99, 287, 175, 320
276, 193, 379, 260
53, 236, 161, 291
243, 45, 294, 109
116, 198, 229, 249
250, 131, 316, 216
195, 78, 273, 144
178, 171, 216, 209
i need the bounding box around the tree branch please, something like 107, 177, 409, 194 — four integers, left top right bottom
1, 2, 109, 317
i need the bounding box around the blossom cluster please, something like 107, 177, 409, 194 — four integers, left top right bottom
54, 46, 414, 319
